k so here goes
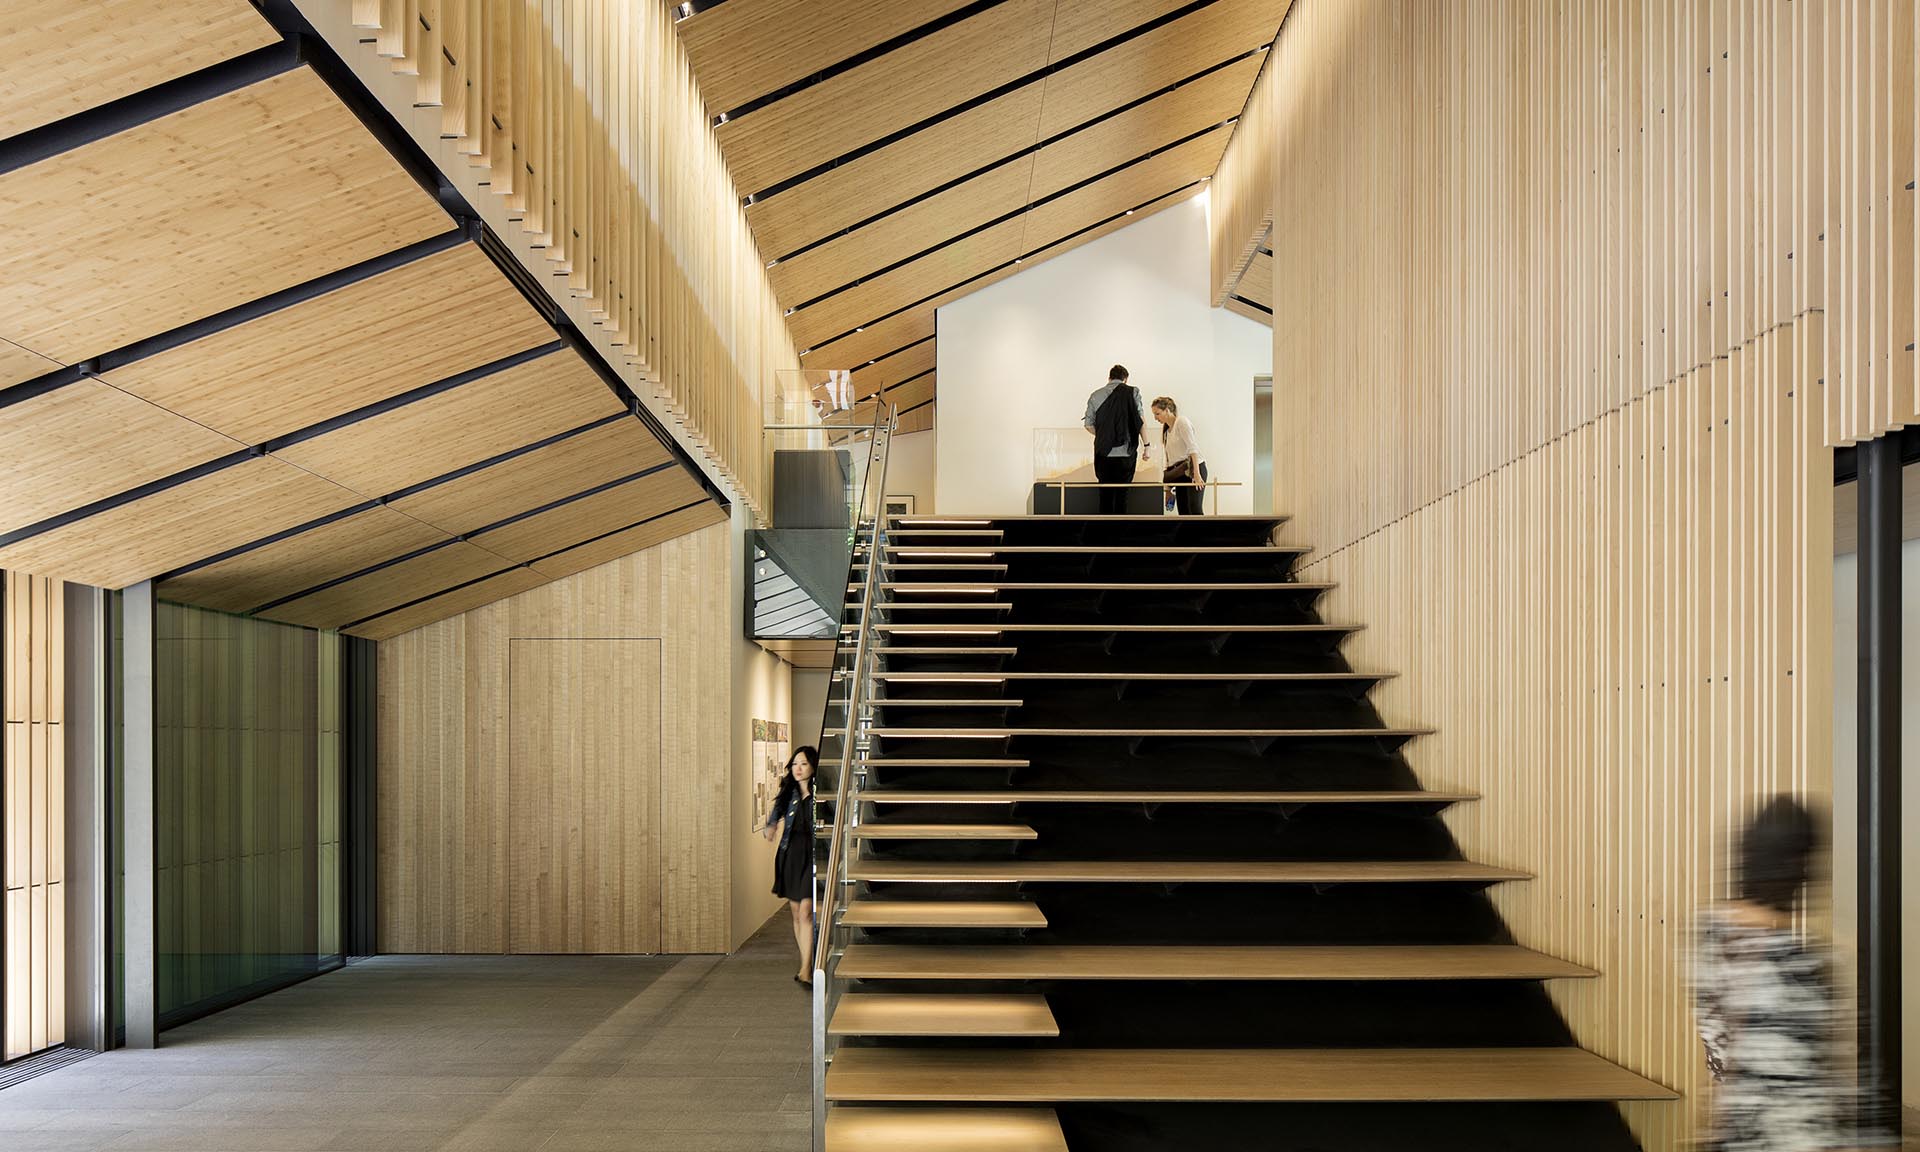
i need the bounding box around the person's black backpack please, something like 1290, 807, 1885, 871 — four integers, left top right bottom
1092, 383, 1143, 456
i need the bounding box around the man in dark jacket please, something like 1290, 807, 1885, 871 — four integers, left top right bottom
1083, 364, 1148, 514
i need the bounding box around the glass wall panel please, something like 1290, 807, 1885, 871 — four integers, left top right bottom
154, 604, 340, 1029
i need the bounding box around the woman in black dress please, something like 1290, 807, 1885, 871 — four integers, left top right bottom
762, 746, 819, 986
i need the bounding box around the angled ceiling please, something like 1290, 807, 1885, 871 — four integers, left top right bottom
677, 0, 1291, 434
0, 1, 725, 638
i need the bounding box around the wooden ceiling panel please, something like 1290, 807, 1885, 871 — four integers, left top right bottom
0, 457, 363, 589
0, 337, 60, 388
0, 68, 450, 366
0, 0, 277, 138
1022, 126, 1229, 244
1238, 249, 1274, 311
469, 469, 710, 564
851, 342, 937, 400
789, 218, 1027, 349
388, 420, 673, 537
529, 503, 729, 584
1224, 297, 1272, 326
105, 244, 554, 446
258, 541, 512, 631
881, 375, 938, 413
1046, 0, 1197, 60
895, 404, 937, 435
1028, 55, 1263, 199
714, 0, 1054, 196
155, 506, 448, 615
271, 348, 621, 498
768, 159, 1036, 305
1034, 0, 1287, 139
746, 87, 1045, 260
0, 382, 243, 537
802, 188, 1201, 375
677, 0, 978, 116
343, 568, 551, 642
803, 307, 938, 369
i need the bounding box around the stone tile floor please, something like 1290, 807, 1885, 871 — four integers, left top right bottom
0, 916, 811, 1151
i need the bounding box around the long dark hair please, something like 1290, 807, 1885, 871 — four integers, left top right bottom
777, 745, 820, 804
1737, 795, 1818, 912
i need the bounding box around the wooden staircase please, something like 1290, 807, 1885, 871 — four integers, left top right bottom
817, 514, 1673, 1152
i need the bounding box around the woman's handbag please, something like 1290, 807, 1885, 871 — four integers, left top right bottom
1162, 459, 1192, 483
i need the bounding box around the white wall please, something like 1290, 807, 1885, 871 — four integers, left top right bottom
934, 191, 1272, 515
884, 430, 937, 515
729, 503, 793, 951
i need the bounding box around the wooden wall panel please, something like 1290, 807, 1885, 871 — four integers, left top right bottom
1265, 1, 1887, 1144
1208, 46, 1275, 305
2, 573, 63, 1061
377, 522, 732, 953
331, 0, 802, 518
507, 639, 659, 954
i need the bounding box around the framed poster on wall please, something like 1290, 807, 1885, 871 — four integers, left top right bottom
750, 719, 791, 830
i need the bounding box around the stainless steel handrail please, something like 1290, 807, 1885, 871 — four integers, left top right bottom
810, 405, 895, 1151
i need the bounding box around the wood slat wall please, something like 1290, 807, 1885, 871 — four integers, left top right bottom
377, 521, 732, 954
1265, 1, 1906, 1145
2, 573, 63, 1061
332, 0, 801, 516
1208, 44, 1274, 306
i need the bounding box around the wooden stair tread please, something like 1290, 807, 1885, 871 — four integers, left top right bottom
840, 900, 1047, 928
849, 859, 1528, 883
870, 726, 1431, 738
875, 623, 1359, 633
838, 943, 1595, 981
852, 823, 1039, 840
885, 545, 1306, 554
872, 671, 1394, 681
881, 582, 1332, 591
825, 1047, 1677, 1103
859, 789, 1476, 805
875, 646, 1019, 656
830, 993, 1058, 1037
825, 1107, 1067, 1152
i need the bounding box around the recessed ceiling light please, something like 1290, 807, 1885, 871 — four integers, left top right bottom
1125, 209, 1135, 216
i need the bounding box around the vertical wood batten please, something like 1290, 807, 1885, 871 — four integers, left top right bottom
1267, 0, 1899, 1145
323, 0, 800, 516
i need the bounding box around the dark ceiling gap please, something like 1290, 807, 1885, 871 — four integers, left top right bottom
801, 180, 1206, 360
765, 47, 1268, 267
0, 40, 302, 177
711, 0, 1012, 127
337, 499, 711, 633
154, 410, 631, 586
1231, 294, 1273, 316
247, 458, 682, 616
0, 228, 470, 413
741, 0, 1221, 206
787, 120, 1235, 314
0, 339, 565, 553
849, 335, 936, 374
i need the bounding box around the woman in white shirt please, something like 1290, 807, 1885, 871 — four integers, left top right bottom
1150, 397, 1207, 515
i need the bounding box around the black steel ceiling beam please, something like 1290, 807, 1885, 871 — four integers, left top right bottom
336, 499, 712, 633
763, 47, 1270, 267
0, 40, 303, 177
0, 227, 471, 412
0, 341, 568, 552
741, 0, 1223, 205
153, 409, 631, 585
785, 120, 1238, 316
247, 459, 683, 617
711, 0, 1010, 127
800, 181, 1206, 360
